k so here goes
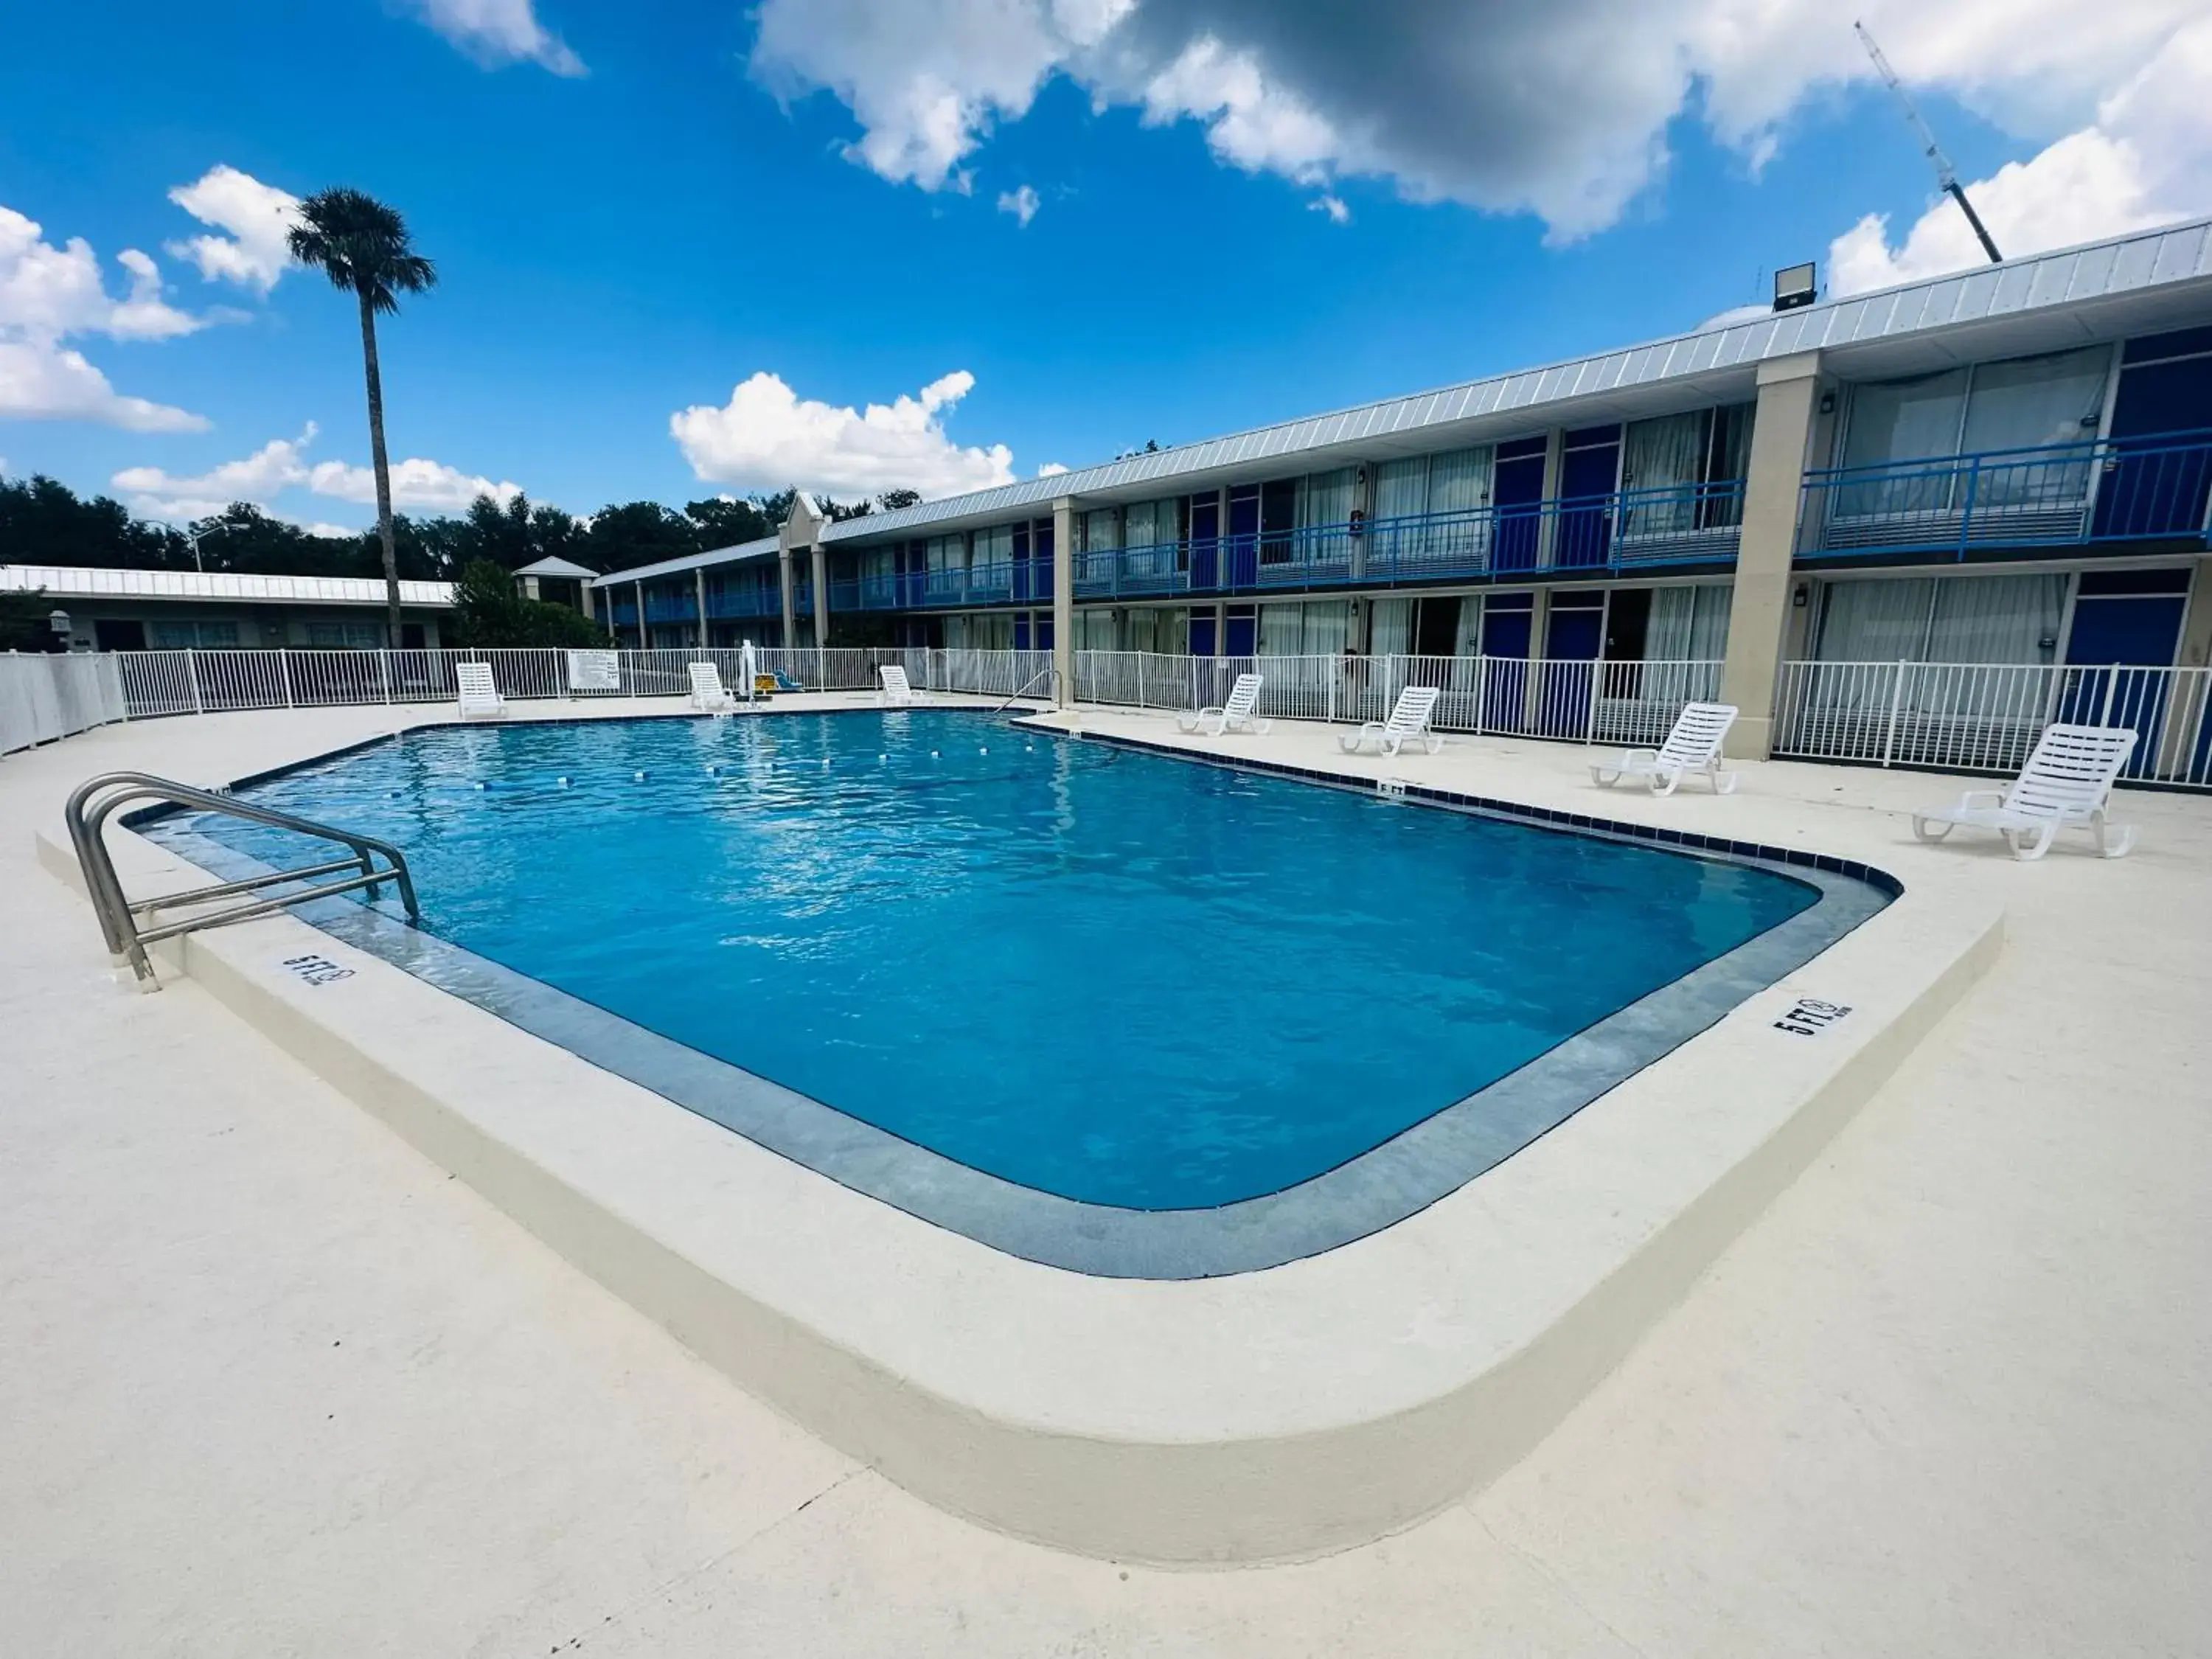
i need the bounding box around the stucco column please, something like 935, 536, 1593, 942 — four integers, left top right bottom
810, 544, 830, 653
634, 580, 645, 649
778, 552, 796, 648
2156, 553, 2212, 773
1053, 495, 1075, 709
1719, 349, 1825, 759
1535, 428, 1565, 568
695, 568, 709, 649
581, 582, 595, 622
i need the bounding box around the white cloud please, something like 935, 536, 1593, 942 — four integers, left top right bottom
1829, 16, 2212, 294
113, 423, 524, 520
1308, 192, 1349, 224
670, 369, 1018, 498
405, 0, 585, 74
745, 1, 2212, 246
0, 202, 208, 431
997, 184, 1042, 226
1037, 461, 1070, 476
166, 166, 301, 293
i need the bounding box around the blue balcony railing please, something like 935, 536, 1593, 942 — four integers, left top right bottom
822, 483, 1739, 613
1800, 431, 2212, 560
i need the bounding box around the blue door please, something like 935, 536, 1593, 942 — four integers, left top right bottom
1542, 594, 1607, 736
2093, 337, 2212, 541
1554, 425, 1621, 570
1189, 611, 1217, 656
1492, 437, 1547, 573
1480, 594, 1533, 730
1224, 605, 1256, 656
2059, 571, 2186, 772
1032, 518, 1054, 606
1188, 496, 1220, 591
1225, 487, 1260, 588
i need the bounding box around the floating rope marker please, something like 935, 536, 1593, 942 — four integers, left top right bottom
979, 746, 989, 755
556, 776, 571, 788
878, 754, 888, 763
473, 782, 487, 790
634, 770, 649, 782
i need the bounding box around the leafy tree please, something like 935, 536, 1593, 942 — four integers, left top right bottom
582, 499, 698, 573
0, 585, 63, 650
685, 495, 776, 549
448, 557, 609, 647
288, 187, 437, 647
876, 488, 922, 512
0, 474, 188, 568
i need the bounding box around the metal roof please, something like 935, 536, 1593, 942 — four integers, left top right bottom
3, 564, 455, 608
589, 535, 779, 589
813, 215, 2212, 547
512, 554, 598, 579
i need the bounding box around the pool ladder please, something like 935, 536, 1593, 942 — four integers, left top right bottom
65, 771, 420, 991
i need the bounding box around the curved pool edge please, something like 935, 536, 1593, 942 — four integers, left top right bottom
124, 709, 1897, 1281
35, 753, 2003, 1565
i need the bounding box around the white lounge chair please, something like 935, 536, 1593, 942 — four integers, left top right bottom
1178, 672, 1270, 737
688, 661, 737, 713
1340, 685, 1442, 757
455, 661, 504, 721
1590, 702, 1740, 796
1912, 723, 2140, 861
878, 664, 926, 706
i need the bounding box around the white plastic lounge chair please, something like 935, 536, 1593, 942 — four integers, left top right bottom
1178, 672, 1270, 737
1912, 723, 2140, 861
688, 661, 737, 713
878, 664, 926, 706
1590, 701, 1740, 796
455, 661, 504, 721
1340, 685, 1442, 757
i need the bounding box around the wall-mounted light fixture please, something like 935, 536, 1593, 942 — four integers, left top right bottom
1818, 389, 1837, 415
1792, 583, 1809, 609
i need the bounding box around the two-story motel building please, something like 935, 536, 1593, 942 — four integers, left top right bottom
595, 219, 2212, 759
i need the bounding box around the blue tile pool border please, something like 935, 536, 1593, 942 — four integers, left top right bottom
131, 707, 1898, 1281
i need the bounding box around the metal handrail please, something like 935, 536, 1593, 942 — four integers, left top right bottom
64, 770, 420, 990
991, 664, 1062, 716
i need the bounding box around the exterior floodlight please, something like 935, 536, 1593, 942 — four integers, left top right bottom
1773, 262, 1818, 313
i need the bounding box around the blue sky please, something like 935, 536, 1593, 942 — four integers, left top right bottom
2, 0, 2205, 532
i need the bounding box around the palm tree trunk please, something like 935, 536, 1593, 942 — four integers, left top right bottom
357, 291, 403, 648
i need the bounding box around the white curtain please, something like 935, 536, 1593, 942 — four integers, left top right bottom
1427, 448, 1492, 514
973, 525, 1013, 566
1453, 594, 1484, 656
1372, 458, 1425, 521
1844, 370, 1968, 468
1925, 574, 2067, 663
1815, 579, 1934, 660
1082, 507, 1121, 552
1296, 467, 1357, 526
1961, 347, 2110, 454
1369, 597, 1413, 655
1259, 603, 1304, 656
1301, 600, 1352, 656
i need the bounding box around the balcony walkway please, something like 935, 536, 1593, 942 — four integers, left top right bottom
2, 698, 2207, 1656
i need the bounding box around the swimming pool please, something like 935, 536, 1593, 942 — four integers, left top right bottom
146, 711, 1888, 1275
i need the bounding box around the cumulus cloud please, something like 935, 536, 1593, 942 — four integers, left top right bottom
0, 203, 208, 431
997, 184, 1042, 226
166, 166, 301, 293
1308, 192, 1349, 224
113, 422, 524, 520
404, 0, 585, 74
748, 0, 2212, 248
1037, 461, 1070, 476
670, 369, 1018, 498
1829, 16, 2212, 293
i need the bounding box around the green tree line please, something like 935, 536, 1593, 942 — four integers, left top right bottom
0, 475, 912, 584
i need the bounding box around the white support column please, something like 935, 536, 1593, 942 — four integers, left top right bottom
1535, 428, 1565, 569
695, 568, 709, 650
634, 581, 645, 650
1720, 349, 1826, 759
776, 554, 795, 648
1052, 495, 1075, 709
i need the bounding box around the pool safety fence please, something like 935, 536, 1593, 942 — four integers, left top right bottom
6, 645, 2198, 790
1, 651, 128, 757
1775, 658, 2212, 789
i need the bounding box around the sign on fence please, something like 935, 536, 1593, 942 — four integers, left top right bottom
566, 649, 622, 692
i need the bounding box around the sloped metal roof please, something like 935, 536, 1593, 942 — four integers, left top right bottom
816, 216, 2212, 546
591, 535, 779, 588
3, 564, 455, 608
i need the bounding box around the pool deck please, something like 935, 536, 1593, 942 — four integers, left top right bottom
4, 694, 2210, 1654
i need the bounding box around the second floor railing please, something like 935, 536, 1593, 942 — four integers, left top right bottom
1801, 430, 2212, 560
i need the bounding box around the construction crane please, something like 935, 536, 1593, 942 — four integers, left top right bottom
1855, 20, 2003, 265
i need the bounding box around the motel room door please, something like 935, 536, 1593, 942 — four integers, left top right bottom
2058, 568, 2188, 773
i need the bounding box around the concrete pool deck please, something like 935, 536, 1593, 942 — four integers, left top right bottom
4, 695, 2209, 1649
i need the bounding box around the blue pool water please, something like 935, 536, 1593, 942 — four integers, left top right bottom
156, 713, 1818, 1211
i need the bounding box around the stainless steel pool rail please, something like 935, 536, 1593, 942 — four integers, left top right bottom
991, 664, 1062, 717
65, 771, 420, 990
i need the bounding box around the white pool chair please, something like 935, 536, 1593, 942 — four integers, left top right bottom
455, 661, 504, 721
1340, 685, 1442, 757
1912, 723, 2140, 861
1178, 672, 1270, 737
688, 661, 737, 713
878, 664, 926, 706
1590, 701, 1740, 796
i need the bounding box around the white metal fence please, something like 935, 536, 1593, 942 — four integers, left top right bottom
1775, 658, 2212, 788
1, 652, 127, 757
28, 644, 2206, 790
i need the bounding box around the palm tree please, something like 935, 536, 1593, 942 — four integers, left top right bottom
288, 189, 437, 648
